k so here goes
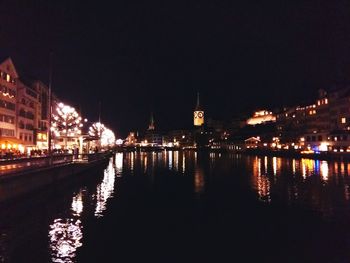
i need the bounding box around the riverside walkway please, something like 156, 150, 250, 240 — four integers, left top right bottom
0, 151, 112, 203
0, 152, 111, 177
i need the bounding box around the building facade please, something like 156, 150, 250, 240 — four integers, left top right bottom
0, 58, 20, 152
17, 79, 38, 148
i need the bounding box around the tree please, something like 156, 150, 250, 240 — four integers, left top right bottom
51, 102, 83, 148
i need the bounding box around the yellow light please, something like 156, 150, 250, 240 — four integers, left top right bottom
1, 144, 5, 149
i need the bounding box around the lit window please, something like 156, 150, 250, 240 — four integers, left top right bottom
6, 74, 10, 83
341, 117, 346, 124
317, 100, 320, 106
325, 98, 328, 104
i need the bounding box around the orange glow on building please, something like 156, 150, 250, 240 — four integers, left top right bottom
246, 110, 276, 125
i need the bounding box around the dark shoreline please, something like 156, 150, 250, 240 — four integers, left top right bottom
117, 145, 350, 161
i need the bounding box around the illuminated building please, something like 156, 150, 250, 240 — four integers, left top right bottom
31, 80, 50, 149
144, 113, 162, 146
125, 132, 137, 146
164, 130, 194, 148
245, 137, 261, 149
246, 110, 276, 126
194, 92, 204, 126
17, 79, 39, 149
0, 57, 21, 151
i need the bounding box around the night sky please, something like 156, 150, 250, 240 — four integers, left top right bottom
1, 1, 350, 137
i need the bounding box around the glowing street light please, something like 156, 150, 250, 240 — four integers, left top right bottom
51, 102, 83, 148
101, 128, 115, 147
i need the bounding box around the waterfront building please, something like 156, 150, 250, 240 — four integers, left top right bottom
194, 92, 204, 126
17, 79, 38, 150
0, 57, 20, 152
31, 80, 50, 149
328, 86, 350, 131
125, 132, 137, 146
276, 105, 308, 144
166, 130, 194, 148
246, 110, 276, 126
144, 113, 162, 146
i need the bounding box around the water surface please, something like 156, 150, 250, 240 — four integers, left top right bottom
1, 151, 350, 262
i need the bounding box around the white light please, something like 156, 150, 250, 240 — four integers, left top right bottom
319, 142, 328, 152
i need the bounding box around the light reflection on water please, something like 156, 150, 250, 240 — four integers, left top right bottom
249, 155, 350, 218
4, 151, 350, 261
94, 158, 116, 217
71, 190, 84, 217
49, 157, 116, 262
49, 218, 83, 263
115, 152, 123, 176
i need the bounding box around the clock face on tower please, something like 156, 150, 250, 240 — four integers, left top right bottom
194, 111, 204, 126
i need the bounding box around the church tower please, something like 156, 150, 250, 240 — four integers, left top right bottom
148, 112, 155, 131
194, 92, 204, 126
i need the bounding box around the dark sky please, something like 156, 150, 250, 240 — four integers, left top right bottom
1, 1, 349, 136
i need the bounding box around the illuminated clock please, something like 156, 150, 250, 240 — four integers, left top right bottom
198, 112, 203, 118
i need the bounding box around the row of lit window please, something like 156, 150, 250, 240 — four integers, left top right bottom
306, 104, 316, 109
0, 99, 15, 111
0, 71, 15, 84
19, 133, 32, 142
317, 98, 328, 106
21, 98, 34, 108
0, 114, 14, 124
309, 110, 316, 115
284, 113, 297, 118
0, 128, 14, 137
19, 109, 34, 120
18, 121, 34, 130
305, 134, 349, 142
37, 133, 47, 141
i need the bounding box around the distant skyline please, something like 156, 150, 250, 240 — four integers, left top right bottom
1, 1, 350, 136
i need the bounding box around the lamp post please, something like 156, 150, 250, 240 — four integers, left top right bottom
48, 52, 53, 157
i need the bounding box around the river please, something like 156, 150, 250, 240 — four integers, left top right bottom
1, 151, 350, 262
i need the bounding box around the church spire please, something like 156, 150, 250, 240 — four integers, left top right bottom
196, 92, 201, 110
148, 112, 155, 131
